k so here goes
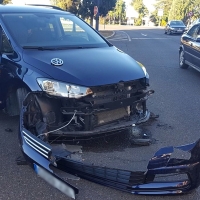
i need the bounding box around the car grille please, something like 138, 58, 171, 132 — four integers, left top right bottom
88, 79, 145, 127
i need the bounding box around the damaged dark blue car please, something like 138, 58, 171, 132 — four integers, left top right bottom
1, 4, 198, 200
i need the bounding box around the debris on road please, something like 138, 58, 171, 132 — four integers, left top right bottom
5, 128, 13, 132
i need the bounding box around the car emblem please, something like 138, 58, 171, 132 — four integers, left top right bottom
51, 58, 63, 66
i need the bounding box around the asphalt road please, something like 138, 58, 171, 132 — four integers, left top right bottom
1, 27, 200, 200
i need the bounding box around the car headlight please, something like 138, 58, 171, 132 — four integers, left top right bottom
37, 78, 93, 98
136, 61, 147, 76
170, 27, 175, 30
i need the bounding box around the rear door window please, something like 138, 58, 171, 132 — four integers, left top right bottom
187, 25, 199, 39
2, 31, 13, 54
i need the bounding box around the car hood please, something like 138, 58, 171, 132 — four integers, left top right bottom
22, 46, 145, 86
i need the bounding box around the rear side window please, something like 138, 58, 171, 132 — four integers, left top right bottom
2, 31, 13, 54
187, 25, 199, 38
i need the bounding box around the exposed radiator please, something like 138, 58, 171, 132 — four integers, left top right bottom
97, 107, 128, 125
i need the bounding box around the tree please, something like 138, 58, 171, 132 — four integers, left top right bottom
2, 0, 12, 4
78, 0, 94, 25
131, 0, 148, 26
150, 0, 173, 26
168, 0, 185, 21
99, 0, 117, 17
114, 0, 126, 25
79, 0, 117, 26
51, 0, 81, 15
152, 0, 200, 26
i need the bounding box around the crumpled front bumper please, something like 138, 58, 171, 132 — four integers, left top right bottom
19, 121, 200, 199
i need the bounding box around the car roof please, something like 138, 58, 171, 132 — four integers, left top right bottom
0, 4, 71, 14
170, 20, 183, 22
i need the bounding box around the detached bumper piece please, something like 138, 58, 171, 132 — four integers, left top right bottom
20, 126, 200, 198
20, 91, 200, 198
54, 139, 200, 195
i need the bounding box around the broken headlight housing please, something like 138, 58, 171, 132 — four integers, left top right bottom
37, 78, 93, 98
136, 61, 147, 77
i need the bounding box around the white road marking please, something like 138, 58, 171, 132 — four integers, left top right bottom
118, 31, 131, 41
132, 38, 170, 40
109, 38, 130, 41
108, 30, 131, 42
141, 33, 147, 36
112, 36, 127, 39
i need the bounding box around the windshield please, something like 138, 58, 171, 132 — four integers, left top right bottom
1, 13, 109, 48
170, 21, 184, 26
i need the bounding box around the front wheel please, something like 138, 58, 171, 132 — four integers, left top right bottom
167, 29, 171, 35
179, 50, 189, 69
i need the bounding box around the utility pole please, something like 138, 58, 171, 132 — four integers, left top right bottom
94, 0, 101, 31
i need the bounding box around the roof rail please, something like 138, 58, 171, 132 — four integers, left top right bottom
25, 4, 64, 11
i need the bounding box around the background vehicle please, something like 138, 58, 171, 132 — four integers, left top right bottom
165, 20, 186, 35
179, 22, 200, 70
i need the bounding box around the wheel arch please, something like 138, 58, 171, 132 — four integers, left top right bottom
3, 78, 31, 115
179, 45, 184, 53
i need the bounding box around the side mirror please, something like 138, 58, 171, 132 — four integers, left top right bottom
196, 37, 200, 43
183, 30, 188, 34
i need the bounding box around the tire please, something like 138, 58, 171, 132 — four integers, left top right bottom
16, 87, 29, 114
179, 49, 189, 69
167, 29, 171, 35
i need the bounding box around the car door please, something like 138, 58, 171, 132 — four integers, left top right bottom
182, 24, 199, 65
191, 25, 200, 68
0, 30, 15, 109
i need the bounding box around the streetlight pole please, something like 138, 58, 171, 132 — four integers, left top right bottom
94, 0, 101, 31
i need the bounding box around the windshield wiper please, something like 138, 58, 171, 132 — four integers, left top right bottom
55, 46, 98, 50
23, 46, 57, 50
23, 46, 57, 51
23, 46, 99, 50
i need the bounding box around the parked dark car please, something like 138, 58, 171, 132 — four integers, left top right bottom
179, 22, 200, 70
165, 20, 186, 35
